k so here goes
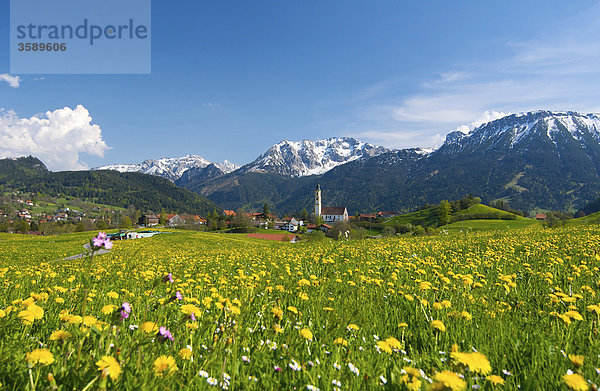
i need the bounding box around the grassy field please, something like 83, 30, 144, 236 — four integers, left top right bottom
387, 204, 524, 228
0, 227, 598, 389
442, 218, 540, 232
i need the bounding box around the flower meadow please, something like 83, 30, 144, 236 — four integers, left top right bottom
0, 227, 600, 390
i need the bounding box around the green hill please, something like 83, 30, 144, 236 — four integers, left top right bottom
568, 211, 600, 225
386, 203, 525, 228
444, 218, 540, 232
0, 157, 219, 215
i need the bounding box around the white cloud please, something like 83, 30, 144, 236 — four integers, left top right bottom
0, 105, 109, 171
345, 3, 600, 150
0, 74, 21, 88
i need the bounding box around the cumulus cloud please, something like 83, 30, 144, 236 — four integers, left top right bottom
0, 105, 109, 171
0, 74, 21, 88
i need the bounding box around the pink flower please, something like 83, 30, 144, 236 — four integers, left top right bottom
120, 302, 132, 320
157, 326, 174, 342
162, 273, 174, 283
92, 232, 112, 250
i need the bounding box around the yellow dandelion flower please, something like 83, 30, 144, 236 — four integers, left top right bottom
334, 337, 348, 346
432, 371, 466, 391
25, 348, 54, 366
18, 310, 35, 325
153, 355, 178, 377
181, 304, 201, 316
377, 340, 392, 354
398, 322, 408, 328
106, 291, 119, 299
272, 306, 283, 319
563, 373, 588, 391
96, 356, 121, 381
186, 322, 199, 330
101, 305, 117, 315
49, 330, 72, 341
298, 278, 311, 287
141, 321, 159, 334
461, 311, 472, 321
587, 304, 600, 315
0, 309, 5, 318
450, 352, 492, 375
299, 328, 313, 340
178, 347, 193, 360
273, 324, 283, 333
347, 323, 360, 331
83, 315, 97, 327
564, 311, 583, 321
385, 337, 402, 350
287, 306, 298, 315
66, 314, 82, 324
228, 306, 241, 315
28, 304, 44, 320
487, 375, 505, 386
569, 354, 584, 368
430, 320, 446, 332
54, 298, 65, 304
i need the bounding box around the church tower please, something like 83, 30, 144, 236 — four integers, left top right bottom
314, 184, 321, 217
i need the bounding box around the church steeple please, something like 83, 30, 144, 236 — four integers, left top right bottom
314, 184, 321, 217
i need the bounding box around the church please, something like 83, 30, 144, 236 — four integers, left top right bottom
314, 184, 349, 222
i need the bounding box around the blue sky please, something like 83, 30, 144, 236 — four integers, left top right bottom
1, 0, 600, 170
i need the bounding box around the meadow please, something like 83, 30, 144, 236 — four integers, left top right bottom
0, 226, 598, 390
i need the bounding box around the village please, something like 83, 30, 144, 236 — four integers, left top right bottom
0, 185, 554, 239
0, 185, 404, 239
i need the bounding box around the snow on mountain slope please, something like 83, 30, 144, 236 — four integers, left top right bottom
242, 137, 389, 177
93, 155, 239, 181
438, 111, 600, 154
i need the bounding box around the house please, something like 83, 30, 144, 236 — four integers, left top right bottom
273, 221, 287, 230
321, 207, 349, 222
314, 184, 348, 222
319, 223, 332, 232
222, 210, 236, 217
306, 224, 317, 233
181, 214, 206, 224
282, 218, 300, 232
167, 214, 186, 227
535, 213, 547, 220
139, 214, 160, 226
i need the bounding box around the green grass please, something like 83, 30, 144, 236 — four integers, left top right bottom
453, 204, 527, 220
569, 211, 600, 225
387, 203, 524, 228
442, 218, 540, 232
0, 227, 598, 389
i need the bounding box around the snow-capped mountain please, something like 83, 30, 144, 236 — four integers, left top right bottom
438, 111, 600, 155
93, 155, 239, 181
240, 137, 389, 177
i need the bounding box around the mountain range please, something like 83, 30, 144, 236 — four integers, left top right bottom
0, 156, 218, 215
176, 111, 600, 213
93, 155, 239, 181
11, 110, 600, 215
